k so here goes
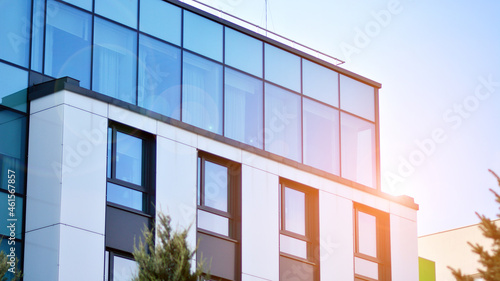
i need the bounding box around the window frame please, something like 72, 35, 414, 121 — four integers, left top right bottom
279, 179, 319, 271
196, 152, 239, 239
106, 122, 155, 214
104, 249, 137, 281
196, 151, 241, 281
353, 204, 391, 281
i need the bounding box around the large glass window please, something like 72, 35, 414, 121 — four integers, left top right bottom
303, 98, 340, 175
93, 18, 137, 104
224, 68, 263, 149
265, 83, 301, 162
225, 28, 263, 77
354, 205, 391, 281
302, 59, 339, 107
197, 153, 240, 281
0, 63, 28, 112
182, 52, 223, 134
140, 0, 181, 46
45, 0, 92, 88
264, 44, 301, 92
183, 11, 223, 62
107, 124, 152, 213
0, 0, 31, 68
138, 35, 181, 119
31, 0, 45, 72
341, 113, 376, 188
95, 0, 138, 28
279, 180, 318, 281
340, 75, 375, 121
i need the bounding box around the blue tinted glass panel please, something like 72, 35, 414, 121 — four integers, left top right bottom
341, 113, 376, 188
225, 28, 263, 77
182, 52, 223, 134
224, 68, 263, 148
0, 63, 28, 112
183, 11, 223, 62
0, 192, 23, 239
203, 161, 228, 212
45, 0, 91, 88
60, 0, 92, 11
264, 44, 300, 92
93, 18, 137, 104
0, 156, 26, 195
138, 35, 181, 119
340, 75, 375, 121
107, 182, 144, 211
140, 0, 181, 45
303, 98, 339, 175
303, 59, 339, 107
107, 127, 112, 179
264, 83, 301, 162
115, 132, 143, 186
0, 0, 31, 67
0, 110, 26, 160
31, 0, 45, 72
95, 0, 138, 28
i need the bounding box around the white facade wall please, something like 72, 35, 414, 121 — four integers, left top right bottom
24, 90, 418, 281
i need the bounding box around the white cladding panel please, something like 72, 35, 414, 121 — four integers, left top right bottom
241, 165, 280, 281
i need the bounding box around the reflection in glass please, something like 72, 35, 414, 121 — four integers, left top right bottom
303, 98, 339, 175
93, 18, 137, 104
224, 68, 263, 148
183, 11, 223, 62
284, 187, 305, 235
45, 0, 91, 88
60, 0, 92, 11
197, 209, 229, 236
302, 59, 338, 107
204, 161, 228, 212
0, 109, 26, 159
0, 63, 28, 112
358, 211, 377, 257
95, 0, 138, 28
265, 84, 301, 162
113, 255, 138, 281
340, 75, 375, 121
341, 113, 375, 188
0, 156, 25, 195
115, 132, 143, 186
264, 44, 300, 92
31, 0, 45, 72
182, 52, 223, 134
0, 0, 31, 67
107, 182, 144, 211
225, 28, 263, 77
140, 0, 181, 45
0, 193, 23, 238
355, 257, 379, 280
138, 35, 181, 119
280, 234, 307, 259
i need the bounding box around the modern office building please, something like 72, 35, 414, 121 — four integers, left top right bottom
0, 0, 418, 280
419, 219, 499, 281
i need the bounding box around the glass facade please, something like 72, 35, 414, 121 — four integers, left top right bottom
0, 0, 379, 189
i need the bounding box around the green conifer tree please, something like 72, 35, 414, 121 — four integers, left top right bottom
449, 170, 500, 281
132, 212, 208, 281
0, 249, 21, 281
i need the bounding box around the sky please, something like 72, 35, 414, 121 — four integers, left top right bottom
190, 0, 500, 236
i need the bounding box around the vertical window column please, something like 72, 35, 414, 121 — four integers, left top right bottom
197, 152, 240, 281
354, 204, 391, 281
105, 123, 155, 280
279, 180, 318, 281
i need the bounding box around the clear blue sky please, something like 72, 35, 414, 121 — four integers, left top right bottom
196, 0, 500, 235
